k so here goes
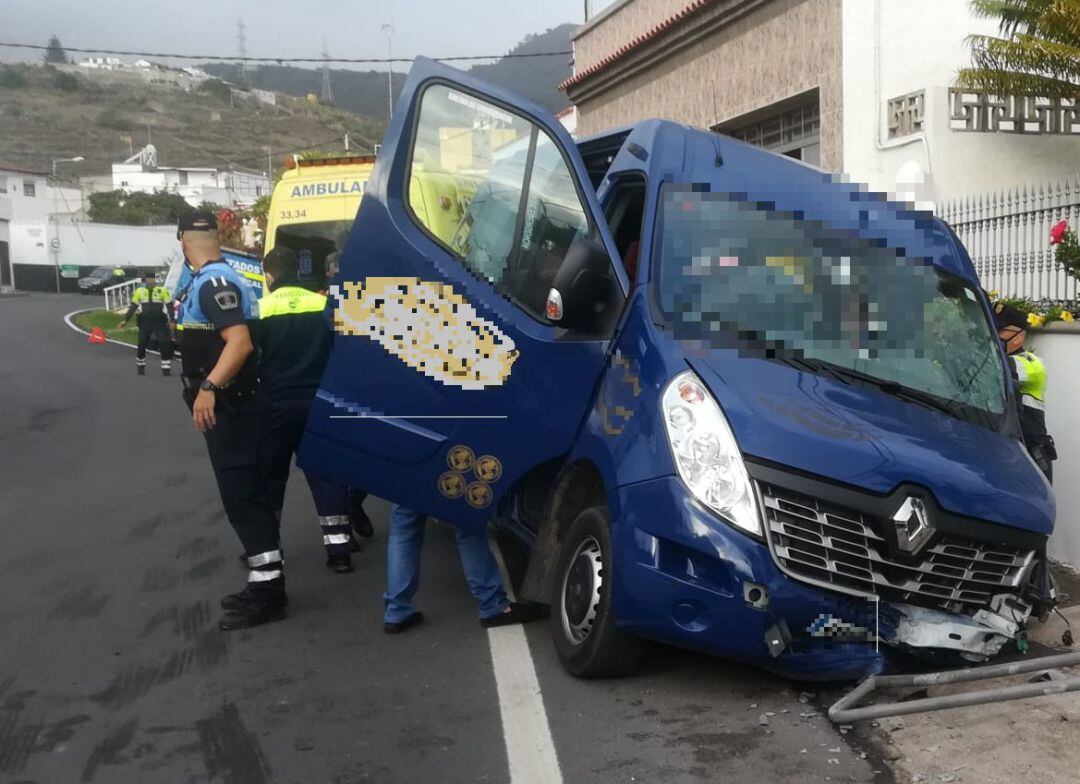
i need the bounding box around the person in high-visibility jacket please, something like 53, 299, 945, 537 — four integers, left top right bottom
120, 273, 175, 376
256, 245, 363, 573
994, 302, 1056, 481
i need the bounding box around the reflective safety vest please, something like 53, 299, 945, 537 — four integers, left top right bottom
257, 283, 330, 402
132, 284, 171, 306
258, 285, 327, 320
1012, 350, 1047, 410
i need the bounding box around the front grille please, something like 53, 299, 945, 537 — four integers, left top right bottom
760, 482, 1036, 613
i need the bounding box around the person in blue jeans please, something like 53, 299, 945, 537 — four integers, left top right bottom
383, 503, 545, 633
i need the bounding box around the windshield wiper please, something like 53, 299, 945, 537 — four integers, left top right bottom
779, 355, 963, 420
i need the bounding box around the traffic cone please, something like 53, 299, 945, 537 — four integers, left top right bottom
88, 327, 107, 345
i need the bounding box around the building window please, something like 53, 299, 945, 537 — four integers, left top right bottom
23, 180, 36, 198
715, 96, 821, 166
0, 178, 7, 194
179, 171, 189, 185
255, 186, 262, 196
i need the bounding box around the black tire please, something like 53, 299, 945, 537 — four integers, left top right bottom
551, 505, 644, 678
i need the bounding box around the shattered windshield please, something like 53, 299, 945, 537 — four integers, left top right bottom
653, 186, 1007, 428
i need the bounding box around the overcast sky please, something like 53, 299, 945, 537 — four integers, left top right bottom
2, 0, 619, 69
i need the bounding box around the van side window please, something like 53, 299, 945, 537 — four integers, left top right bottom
407, 84, 594, 323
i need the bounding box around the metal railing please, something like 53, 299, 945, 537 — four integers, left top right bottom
939, 176, 1080, 302
103, 279, 139, 312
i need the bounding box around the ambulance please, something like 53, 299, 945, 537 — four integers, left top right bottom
264, 154, 377, 291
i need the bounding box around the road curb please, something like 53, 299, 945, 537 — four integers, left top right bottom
63, 308, 178, 357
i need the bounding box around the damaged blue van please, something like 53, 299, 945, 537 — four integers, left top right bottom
298, 58, 1056, 681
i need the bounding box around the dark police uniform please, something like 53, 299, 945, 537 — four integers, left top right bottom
176, 236, 284, 627
123, 281, 174, 375
256, 277, 356, 571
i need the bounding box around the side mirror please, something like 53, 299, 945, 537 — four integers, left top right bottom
546, 235, 612, 329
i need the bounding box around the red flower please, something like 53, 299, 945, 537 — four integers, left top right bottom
1051, 220, 1069, 245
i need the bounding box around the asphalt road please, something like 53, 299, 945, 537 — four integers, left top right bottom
0, 293, 893, 784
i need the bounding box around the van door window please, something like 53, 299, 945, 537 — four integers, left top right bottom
407, 84, 601, 324
603, 178, 647, 282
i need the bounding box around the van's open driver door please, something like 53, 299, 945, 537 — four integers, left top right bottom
298, 58, 628, 528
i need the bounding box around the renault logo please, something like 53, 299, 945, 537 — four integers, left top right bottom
892, 496, 934, 554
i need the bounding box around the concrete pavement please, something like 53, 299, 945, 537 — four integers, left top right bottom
0, 294, 888, 783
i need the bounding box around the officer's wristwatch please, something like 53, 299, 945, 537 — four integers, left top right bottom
200, 379, 222, 393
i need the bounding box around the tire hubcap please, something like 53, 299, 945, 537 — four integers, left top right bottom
560, 535, 603, 646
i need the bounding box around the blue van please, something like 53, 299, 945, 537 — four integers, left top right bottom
299, 59, 1056, 681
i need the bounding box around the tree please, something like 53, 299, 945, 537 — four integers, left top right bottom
957, 0, 1080, 98
87, 190, 193, 226
43, 35, 68, 65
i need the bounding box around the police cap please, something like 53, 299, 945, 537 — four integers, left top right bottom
993, 301, 1027, 331
177, 211, 218, 240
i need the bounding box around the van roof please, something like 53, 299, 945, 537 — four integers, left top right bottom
603, 119, 968, 282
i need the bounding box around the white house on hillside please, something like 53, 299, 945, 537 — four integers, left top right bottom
111, 145, 269, 208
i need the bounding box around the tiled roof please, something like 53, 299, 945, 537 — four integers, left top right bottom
559, 0, 716, 91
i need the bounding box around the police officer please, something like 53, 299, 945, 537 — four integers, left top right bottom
120, 272, 174, 376
256, 245, 361, 573
994, 302, 1056, 481
175, 212, 285, 629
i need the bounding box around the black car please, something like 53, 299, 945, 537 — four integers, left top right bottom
78, 265, 130, 294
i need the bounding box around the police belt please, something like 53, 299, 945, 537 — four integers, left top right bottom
179, 374, 256, 415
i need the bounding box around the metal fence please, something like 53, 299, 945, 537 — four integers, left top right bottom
104, 279, 138, 312
938, 177, 1080, 302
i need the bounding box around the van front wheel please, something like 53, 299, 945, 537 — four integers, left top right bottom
551, 505, 644, 678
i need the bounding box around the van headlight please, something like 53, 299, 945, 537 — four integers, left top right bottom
661, 370, 761, 536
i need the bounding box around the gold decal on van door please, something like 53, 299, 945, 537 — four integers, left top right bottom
332, 277, 518, 389
438, 445, 501, 508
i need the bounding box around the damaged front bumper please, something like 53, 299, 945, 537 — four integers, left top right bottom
889, 595, 1033, 661
612, 477, 1050, 681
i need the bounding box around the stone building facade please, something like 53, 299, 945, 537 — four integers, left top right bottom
564, 0, 842, 170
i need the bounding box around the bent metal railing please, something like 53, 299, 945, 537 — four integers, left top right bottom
104, 279, 138, 313
938, 176, 1080, 302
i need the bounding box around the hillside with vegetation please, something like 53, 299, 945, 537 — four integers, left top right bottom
0, 63, 385, 177
202, 23, 576, 117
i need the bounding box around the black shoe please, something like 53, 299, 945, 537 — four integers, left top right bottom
325, 554, 354, 574
480, 602, 548, 628
219, 599, 286, 630
221, 586, 290, 611
136, 365, 146, 375
383, 611, 424, 634
350, 505, 374, 539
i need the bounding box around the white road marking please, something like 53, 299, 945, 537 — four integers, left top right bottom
488, 627, 563, 784
489, 539, 563, 784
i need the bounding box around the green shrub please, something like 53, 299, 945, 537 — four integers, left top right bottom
53, 71, 80, 92
198, 79, 232, 103
0, 65, 29, 88
96, 111, 136, 132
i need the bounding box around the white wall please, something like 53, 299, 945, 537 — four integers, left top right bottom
1029, 327, 1080, 567
0, 172, 83, 221
10, 219, 180, 270
840, 0, 1080, 204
